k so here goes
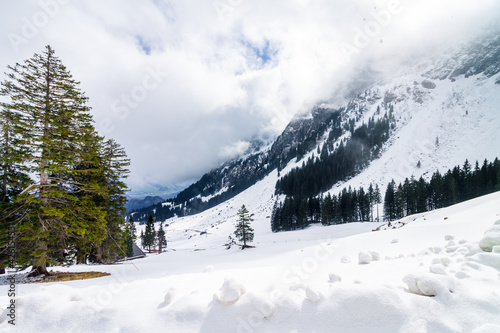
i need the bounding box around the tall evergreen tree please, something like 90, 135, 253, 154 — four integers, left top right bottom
234, 205, 254, 249
321, 193, 334, 225
96, 139, 130, 262
142, 214, 155, 252
384, 180, 396, 221
157, 221, 167, 250
0, 45, 130, 274
0, 45, 105, 276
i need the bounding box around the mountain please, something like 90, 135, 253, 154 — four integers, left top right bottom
126, 183, 188, 200
125, 196, 165, 213
132, 27, 500, 223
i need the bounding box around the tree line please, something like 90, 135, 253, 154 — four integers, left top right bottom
271, 183, 382, 232
384, 158, 500, 220
271, 157, 500, 232
0, 46, 130, 276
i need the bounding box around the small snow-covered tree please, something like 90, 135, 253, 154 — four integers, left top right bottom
234, 205, 254, 249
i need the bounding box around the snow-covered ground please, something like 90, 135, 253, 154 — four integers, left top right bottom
1, 70, 499, 331
1, 180, 500, 332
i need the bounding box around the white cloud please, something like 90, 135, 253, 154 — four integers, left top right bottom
219, 140, 251, 160
0, 0, 499, 191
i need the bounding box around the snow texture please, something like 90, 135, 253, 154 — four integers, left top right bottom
358, 251, 372, 265
479, 220, 500, 252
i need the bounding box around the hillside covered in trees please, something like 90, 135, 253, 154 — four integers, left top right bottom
271, 157, 500, 232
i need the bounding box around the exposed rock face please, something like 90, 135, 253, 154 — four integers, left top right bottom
421, 80, 436, 89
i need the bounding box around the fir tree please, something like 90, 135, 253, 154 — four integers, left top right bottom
234, 205, 254, 249
140, 230, 145, 249
124, 223, 134, 257
142, 214, 155, 252
384, 180, 396, 221
129, 215, 136, 238
321, 193, 334, 225
158, 221, 167, 249
96, 139, 130, 262
0, 45, 106, 276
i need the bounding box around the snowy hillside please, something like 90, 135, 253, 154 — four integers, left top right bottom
277, 30, 500, 196
319, 67, 500, 195
133, 29, 500, 223
2, 188, 500, 332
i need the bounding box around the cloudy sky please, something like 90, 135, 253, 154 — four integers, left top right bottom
0, 0, 498, 193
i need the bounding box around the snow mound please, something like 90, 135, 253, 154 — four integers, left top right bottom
429, 264, 447, 275
203, 265, 214, 273
214, 276, 246, 305
369, 251, 380, 261
479, 221, 500, 252
305, 286, 321, 302
340, 255, 351, 264
164, 289, 176, 305
403, 273, 455, 297
328, 273, 341, 283
358, 252, 372, 265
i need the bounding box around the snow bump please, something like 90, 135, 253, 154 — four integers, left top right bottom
479, 221, 500, 252
214, 276, 246, 305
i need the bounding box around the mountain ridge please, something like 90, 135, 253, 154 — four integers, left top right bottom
131, 28, 500, 223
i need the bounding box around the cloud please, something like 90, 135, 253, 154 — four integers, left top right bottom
0, 0, 499, 191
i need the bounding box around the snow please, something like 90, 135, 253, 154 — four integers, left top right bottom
282, 71, 500, 198
2, 181, 500, 332
479, 220, 500, 252
213, 276, 246, 305
358, 252, 372, 265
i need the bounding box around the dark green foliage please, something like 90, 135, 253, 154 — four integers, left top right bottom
158, 221, 167, 249
272, 157, 499, 232
383, 158, 500, 220
142, 214, 155, 252
123, 215, 137, 258
0, 46, 130, 274
124, 223, 134, 258
234, 205, 254, 249
271, 183, 381, 232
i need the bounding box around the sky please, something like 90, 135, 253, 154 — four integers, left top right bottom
0, 0, 498, 194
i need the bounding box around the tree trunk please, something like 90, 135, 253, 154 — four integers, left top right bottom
29, 240, 51, 277
95, 244, 103, 264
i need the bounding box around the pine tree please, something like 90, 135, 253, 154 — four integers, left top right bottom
96, 139, 130, 262
158, 221, 167, 250
0, 45, 106, 276
321, 193, 334, 225
124, 223, 134, 257
142, 214, 155, 252
384, 180, 396, 221
0, 103, 32, 272
0, 46, 130, 274
270, 200, 280, 232
234, 205, 254, 249
129, 215, 136, 238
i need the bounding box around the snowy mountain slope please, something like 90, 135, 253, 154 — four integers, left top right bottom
320, 69, 500, 196
2, 191, 500, 332
268, 28, 500, 200
134, 28, 500, 223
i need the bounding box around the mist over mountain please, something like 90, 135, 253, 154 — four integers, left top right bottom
131, 25, 500, 222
